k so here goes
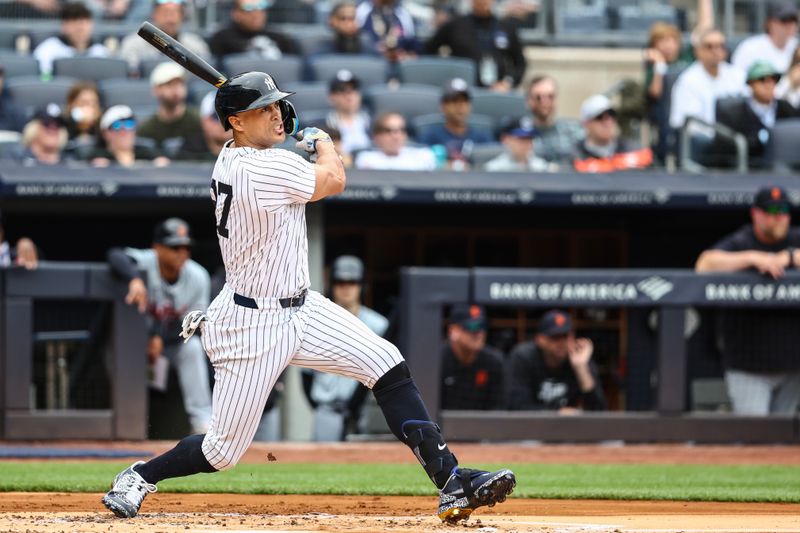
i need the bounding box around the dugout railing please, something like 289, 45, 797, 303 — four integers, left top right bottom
0, 262, 147, 440
398, 267, 800, 444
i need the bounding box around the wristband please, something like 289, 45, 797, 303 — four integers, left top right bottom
654, 63, 668, 76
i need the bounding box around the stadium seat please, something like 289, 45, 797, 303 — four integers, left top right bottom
5, 75, 76, 119
0, 26, 18, 51
616, 5, 678, 32
410, 112, 494, 139
471, 143, 506, 168
222, 54, 304, 84
0, 52, 39, 77
769, 118, 800, 172
309, 54, 386, 86
470, 90, 526, 126
398, 57, 476, 87
98, 78, 155, 109
53, 57, 130, 81
139, 58, 170, 79
294, 31, 335, 57
283, 82, 331, 115
364, 83, 441, 122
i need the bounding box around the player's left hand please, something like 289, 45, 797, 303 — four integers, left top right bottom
295, 127, 332, 154
568, 337, 593, 368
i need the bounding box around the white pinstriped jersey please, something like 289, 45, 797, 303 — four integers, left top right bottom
210, 140, 316, 299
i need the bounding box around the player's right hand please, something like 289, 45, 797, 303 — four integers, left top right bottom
126, 277, 148, 313
295, 127, 332, 154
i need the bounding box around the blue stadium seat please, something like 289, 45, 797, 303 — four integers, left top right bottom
398, 57, 476, 87
5, 75, 76, 119
283, 82, 331, 115
770, 119, 800, 172
0, 52, 39, 77
364, 83, 441, 122
309, 54, 386, 87
98, 78, 155, 109
53, 57, 130, 81
470, 90, 526, 126
222, 54, 304, 84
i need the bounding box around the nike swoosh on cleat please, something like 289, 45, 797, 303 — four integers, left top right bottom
437, 443, 447, 450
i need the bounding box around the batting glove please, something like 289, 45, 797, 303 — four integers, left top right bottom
295, 127, 332, 155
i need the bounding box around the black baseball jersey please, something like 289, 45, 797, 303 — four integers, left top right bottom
710, 224, 800, 372
507, 341, 606, 411
440, 344, 506, 410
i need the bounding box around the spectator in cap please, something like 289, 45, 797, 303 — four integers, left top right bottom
573, 94, 653, 173
33, 2, 110, 76
87, 105, 169, 167
484, 116, 557, 172
669, 28, 746, 134
732, 1, 798, 74
426, 0, 525, 91
775, 44, 800, 107
324, 70, 371, 156
138, 62, 204, 157
417, 78, 494, 169
526, 75, 585, 165
3, 104, 70, 166
440, 303, 506, 410
695, 186, 800, 415
317, 1, 377, 56
63, 81, 102, 149
119, 0, 210, 71
302, 255, 390, 440
0, 66, 26, 133
173, 91, 232, 161
711, 61, 799, 169
507, 310, 606, 413
0, 212, 39, 270
209, 0, 298, 60
107, 218, 213, 434
354, 112, 437, 170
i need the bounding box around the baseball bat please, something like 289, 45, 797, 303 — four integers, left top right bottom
137, 21, 228, 88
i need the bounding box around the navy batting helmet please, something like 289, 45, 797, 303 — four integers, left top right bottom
214, 71, 299, 134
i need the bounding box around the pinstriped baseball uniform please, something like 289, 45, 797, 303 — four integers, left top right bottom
200, 140, 403, 470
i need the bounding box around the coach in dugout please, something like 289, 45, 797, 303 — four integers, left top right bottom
507, 310, 606, 413
695, 186, 800, 415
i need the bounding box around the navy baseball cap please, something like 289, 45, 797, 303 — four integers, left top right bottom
449, 303, 487, 332
154, 218, 193, 247
33, 103, 66, 128
329, 69, 361, 93
331, 255, 363, 282
441, 77, 470, 102
753, 186, 790, 213
768, 0, 798, 21
500, 116, 536, 138
537, 309, 572, 336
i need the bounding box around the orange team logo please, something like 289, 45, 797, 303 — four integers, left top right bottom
772, 187, 782, 200
555, 313, 566, 327
469, 305, 481, 318
475, 369, 489, 388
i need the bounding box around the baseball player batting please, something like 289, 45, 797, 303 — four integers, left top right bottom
101, 71, 516, 524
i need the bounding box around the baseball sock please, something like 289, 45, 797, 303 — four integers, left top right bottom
134, 434, 217, 484
373, 362, 458, 490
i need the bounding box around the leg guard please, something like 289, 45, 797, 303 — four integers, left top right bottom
373, 362, 458, 489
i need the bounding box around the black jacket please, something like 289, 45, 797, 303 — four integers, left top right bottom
209, 23, 299, 59
425, 14, 525, 87
713, 97, 799, 168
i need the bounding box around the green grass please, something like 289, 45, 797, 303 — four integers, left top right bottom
0, 462, 798, 502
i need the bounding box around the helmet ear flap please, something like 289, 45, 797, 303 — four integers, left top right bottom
279, 100, 299, 137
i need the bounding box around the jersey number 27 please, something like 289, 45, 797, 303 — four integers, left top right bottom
211, 179, 233, 238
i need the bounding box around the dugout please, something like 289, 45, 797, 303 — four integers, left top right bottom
1, 163, 800, 441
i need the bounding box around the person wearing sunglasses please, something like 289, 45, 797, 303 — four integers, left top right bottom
89, 105, 169, 167
507, 309, 606, 414
695, 186, 800, 416
107, 218, 213, 434
354, 111, 437, 170
119, 0, 210, 72
525, 75, 584, 165
711, 60, 800, 169
573, 94, 652, 173
3, 103, 71, 166
208, 0, 298, 60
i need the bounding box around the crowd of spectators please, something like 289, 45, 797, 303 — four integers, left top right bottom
2, 0, 800, 172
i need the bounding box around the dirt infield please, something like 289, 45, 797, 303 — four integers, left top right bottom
1, 442, 800, 532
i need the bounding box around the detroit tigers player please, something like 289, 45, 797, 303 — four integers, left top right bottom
102, 71, 515, 524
